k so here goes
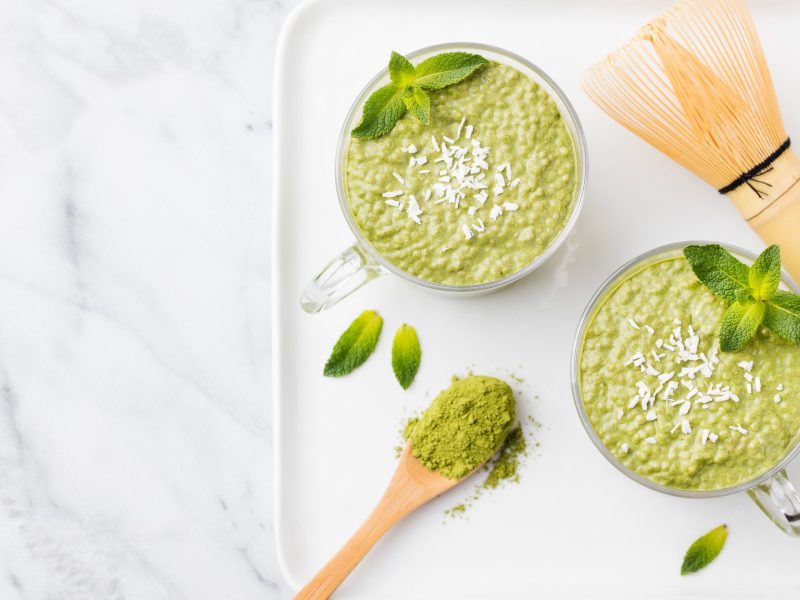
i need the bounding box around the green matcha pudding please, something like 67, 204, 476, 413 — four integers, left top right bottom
578, 251, 800, 491
345, 59, 578, 286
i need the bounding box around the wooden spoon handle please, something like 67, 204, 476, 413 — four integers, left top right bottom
293, 500, 401, 600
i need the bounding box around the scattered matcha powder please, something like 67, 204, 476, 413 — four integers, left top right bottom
445, 504, 466, 518
483, 425, 526, 489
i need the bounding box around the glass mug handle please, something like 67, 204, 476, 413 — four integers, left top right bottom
301, 243, 386, 313
748, 470, 800, 536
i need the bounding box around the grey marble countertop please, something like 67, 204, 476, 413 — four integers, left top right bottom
0, 0, 300, 597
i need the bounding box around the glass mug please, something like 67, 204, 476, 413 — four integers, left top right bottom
301, 42, 588, 313
571, 242, 800, 535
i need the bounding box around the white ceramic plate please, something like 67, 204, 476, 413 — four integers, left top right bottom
273, 0, 800, 597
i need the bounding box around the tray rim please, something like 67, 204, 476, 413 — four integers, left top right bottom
271, 0, 323, 590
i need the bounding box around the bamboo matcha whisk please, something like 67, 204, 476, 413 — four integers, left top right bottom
584, 0, 800, 281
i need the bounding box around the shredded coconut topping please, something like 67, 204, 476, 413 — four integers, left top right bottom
615, 318, 789, 452
379, 117, 524, 236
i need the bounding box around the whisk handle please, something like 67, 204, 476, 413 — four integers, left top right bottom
726, 149, 800, 284
750, 186, 800, 285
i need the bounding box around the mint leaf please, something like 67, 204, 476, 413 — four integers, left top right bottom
681, 525, 728, 575
413, 52, 488, 90
749, 245, 781, 301
392, 324, 421, 389
735, 287, 755, 304
403, 86, 430, 124
686, 244, 800, 349
323, 310, 383, 377
351, 51, 487, 139
764, 291, 800, 344
351, 83, 407, 139
684, 245, 751, 304
719, 300, 766, 352
388, 51, 415, 86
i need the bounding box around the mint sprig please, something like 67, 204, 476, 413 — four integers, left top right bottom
684, 244, 800, 351
681, 524, 728, 575
351, 51, 487, 139
391, 324, 421, 390
323, 310, 383, 377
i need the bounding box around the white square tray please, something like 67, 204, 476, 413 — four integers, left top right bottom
273, 0, 800, 597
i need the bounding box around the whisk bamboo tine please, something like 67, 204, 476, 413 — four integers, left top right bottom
583, 0, 800, 282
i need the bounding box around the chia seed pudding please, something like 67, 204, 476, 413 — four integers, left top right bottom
345, 61, 578, 286
578, 253, 800, 491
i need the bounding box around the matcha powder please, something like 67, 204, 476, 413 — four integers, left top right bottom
408, 375, 516, 480
483, 425, 526, 489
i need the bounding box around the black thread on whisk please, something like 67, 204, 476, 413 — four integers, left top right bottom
718, 137, 791, 196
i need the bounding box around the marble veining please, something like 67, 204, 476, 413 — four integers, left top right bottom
0, 0, 300, 597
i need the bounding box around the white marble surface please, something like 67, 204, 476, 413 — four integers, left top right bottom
0, 0, 299, 597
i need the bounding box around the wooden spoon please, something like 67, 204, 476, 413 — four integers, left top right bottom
294, 443, 468, 599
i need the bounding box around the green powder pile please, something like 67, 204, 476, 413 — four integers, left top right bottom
407, 375, 516, 480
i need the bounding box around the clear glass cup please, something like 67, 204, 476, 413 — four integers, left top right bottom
571, 241, 800, 535
301, 42, 588, 313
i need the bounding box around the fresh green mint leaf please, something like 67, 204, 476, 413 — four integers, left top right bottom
403, 86, 430, 124
764, 291, 800, 344
351, 83, 407, 139
735, 287, 755, 305
324, 310, 383, 377
681, 524, 728, 575
413, 52, 488, 90
719, 300, 766, 352
352, 51, 487, 139
684, 245, 751, 304
749, 245, 781, 301
388, 51, 415, 86
392, 324, 421, 390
